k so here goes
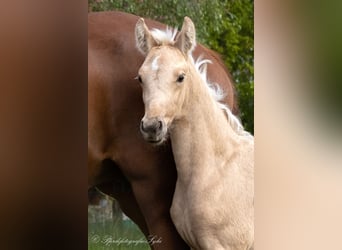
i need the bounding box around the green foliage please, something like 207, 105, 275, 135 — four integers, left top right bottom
89, 0, 254, 134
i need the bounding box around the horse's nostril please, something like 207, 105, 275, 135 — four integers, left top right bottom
141, 119, 163, 134
141, 120, 147, 132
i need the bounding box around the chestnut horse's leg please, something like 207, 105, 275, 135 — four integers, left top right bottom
130, 179, 189, 250
114, 143, 190, 250
96, 181, 149, 236
88, 150, 149, 236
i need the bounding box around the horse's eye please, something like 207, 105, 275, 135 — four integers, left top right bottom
177, 74, 185, 83
136, 75, 142, 83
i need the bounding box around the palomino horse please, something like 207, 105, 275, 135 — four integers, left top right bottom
88, 11, 238, 249
136, 17, 254, 250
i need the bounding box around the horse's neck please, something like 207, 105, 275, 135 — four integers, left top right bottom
170, 71, 238, 183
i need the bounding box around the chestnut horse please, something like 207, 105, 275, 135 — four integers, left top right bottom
88, 11, 237, 249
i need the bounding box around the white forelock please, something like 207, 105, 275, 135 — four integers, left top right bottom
151, 27, 178, 45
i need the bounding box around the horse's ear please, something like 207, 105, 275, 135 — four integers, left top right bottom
175, 17, 196, 55
135, 18, 157, 55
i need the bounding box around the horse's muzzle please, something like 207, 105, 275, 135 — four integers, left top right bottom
140, 117, 167, 145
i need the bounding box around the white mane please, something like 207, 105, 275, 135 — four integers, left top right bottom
193, 56, 253, 139
150, 28, 253, 139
